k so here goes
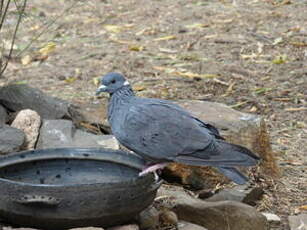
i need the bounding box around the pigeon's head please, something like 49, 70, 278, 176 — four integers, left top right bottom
96, 72, 130, 95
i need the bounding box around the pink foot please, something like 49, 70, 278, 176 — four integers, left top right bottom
139, 163, 169, 177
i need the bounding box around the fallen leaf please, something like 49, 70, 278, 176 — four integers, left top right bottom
93, 77, 100, 86
133, 85, 147, 91
38, 42, 56, 56
272, 55, 287, 64
103, 25, 123, 33
154, 35, 176, 41
284, 107, 307, 112
174, 71, 218, 79
185, 23, 209, 29
299, 205, 307, 211
21, 55, 32, 65
128, 45, 144, 51
65, 77, 77, 84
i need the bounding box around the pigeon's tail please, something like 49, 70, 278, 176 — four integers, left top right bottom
216, 167, 248, 185
175, 140, 260, 167
174, 140, 260, 184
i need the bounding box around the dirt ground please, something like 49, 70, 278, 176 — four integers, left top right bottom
1, 0, 306, 229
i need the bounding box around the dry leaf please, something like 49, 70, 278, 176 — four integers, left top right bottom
93, 77, 100, 86
174, 71, 218, 79
38, 42, 56, 56
133, 85, 147, 91
272, 55, 287, 64
154, 35, 176, 41
185, 23, 209, 29
21, 55, 32, 65
103, 25, 123, 33
65, 77, 77, 84
128, 45, 144, 51
299, 205, 307, 211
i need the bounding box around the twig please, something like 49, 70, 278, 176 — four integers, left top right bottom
0, 0, 26, 76
0, 0, 11, 31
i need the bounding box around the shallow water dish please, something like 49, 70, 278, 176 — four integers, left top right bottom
0, 148, 161, 229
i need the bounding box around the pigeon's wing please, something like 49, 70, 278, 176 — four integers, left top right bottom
117, 101, 214, 162
143, 99, 224, 140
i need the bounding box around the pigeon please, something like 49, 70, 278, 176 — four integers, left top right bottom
96, 72, 260, 184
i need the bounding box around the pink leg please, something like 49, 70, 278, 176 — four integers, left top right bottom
139, 163, 169, 176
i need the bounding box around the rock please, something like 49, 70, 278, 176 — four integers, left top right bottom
205, 184, 264, 205
0, 104, 8, 124
0, 84, 73, 119
11, 109, 41, 150
261, 212, 281, 224
157, 185, 268, 230
36, 119, 119, 149
178, 221, 208, 230
288, 214, 307, 230
0, 125, 25, 154
36, 119, 74, 149
106, 225, 139, 230
159, 210, 178, 226
162, 100, 278, 189
137, 206, 160, 230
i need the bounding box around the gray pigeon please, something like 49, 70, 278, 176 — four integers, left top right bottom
96, 72, 260, 184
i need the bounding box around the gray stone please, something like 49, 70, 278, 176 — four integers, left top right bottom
137, 206, 159, 230
205, 185, 264, 205
11, 109, 41, 150
106, 225, 139, 230
0, 125, 25, 154
178, 221, 208, 230
36, 119, 74, 149
288, 214, 307, 230
261, 212, 281, 224
36, 119, 119, 149
157, 185, 268, 230
0, 84, 71, 119
0, 104, 8, 124
159, 210, 178, 227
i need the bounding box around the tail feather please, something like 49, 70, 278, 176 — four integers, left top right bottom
216, 167, 248, 185
176, 140, 260, 167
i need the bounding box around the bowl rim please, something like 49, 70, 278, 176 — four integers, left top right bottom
0, 147, 161, 188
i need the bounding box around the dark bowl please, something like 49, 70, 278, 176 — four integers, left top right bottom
0, 148, 161, 229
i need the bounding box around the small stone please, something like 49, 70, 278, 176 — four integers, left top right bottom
106, 225, 139, 230
0, 104, 8, 124
159, 210, 178, 226
0, 125, 25, 154
137, 206, 159, 230
11, 109, 41, 150
205, 185, 264, 206
177, 221, 208, 230
288, 214, 307, 230
261, 212, 281, 223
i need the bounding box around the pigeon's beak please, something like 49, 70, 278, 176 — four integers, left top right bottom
96, 85, 107, 95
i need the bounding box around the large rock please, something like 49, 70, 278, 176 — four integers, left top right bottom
106, 225, 139, 230
157, 185, 268, 230
0, 104, 8, 124
36, 119, 119, 149
0, 125, 25, 154
288, 214, 307, 230
0, 84, 75, 119
11, 109, 41, 150
178, 221, 208, 230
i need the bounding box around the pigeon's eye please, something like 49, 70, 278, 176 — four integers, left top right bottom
111, 79, 116, 84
